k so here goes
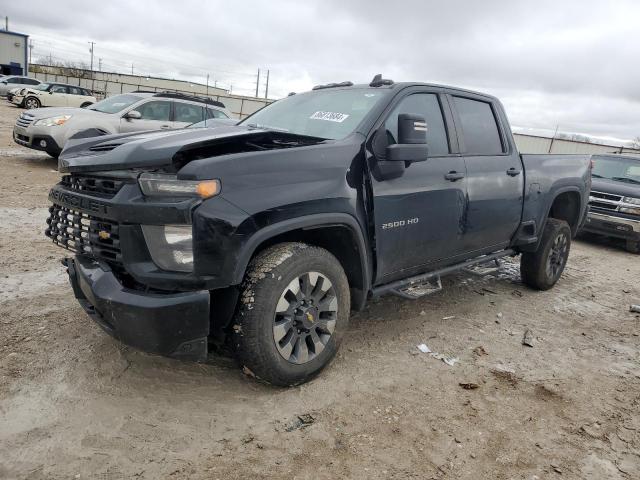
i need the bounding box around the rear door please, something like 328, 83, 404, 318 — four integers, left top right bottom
369, 89, 468, 282
173, 102, 206, 128
449, 94, 523, 253
67, 86, 87, 107
119, 100, 173, 132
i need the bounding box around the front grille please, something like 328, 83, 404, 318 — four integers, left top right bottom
45, 204, 122, 264
590, 191, 622, 202
16, 112, 35, 128
590, 201, 617, 211
60, 175, 125, 198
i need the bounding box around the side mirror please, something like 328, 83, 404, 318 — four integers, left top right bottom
385, 113, 429, 162
125, 110, 142, 120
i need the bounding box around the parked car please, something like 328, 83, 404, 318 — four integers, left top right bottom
10, 82, 96, 110
13, 91, 232, 157
582, 154, 640, 253
45, 76, 591, 385
0, 75, 41, 96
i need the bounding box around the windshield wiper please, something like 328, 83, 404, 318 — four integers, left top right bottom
591, 173, 604, 178
611, 176, 640, 185
246, 123, 290, 133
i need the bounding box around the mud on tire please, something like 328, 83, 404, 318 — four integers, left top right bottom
232, 242, 350, 386
521, 218, 572, 291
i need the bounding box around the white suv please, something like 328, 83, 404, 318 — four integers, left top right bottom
11, 82, 97, 109
13, 91, 232, 157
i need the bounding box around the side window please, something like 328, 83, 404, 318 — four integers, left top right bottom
50, 85, 67, 94
24, 78, 39, 85
135, 101, 172, 121
452, 96, 503, 155
174, 103, 205, 123
385, 93, 449, 156
68, 87, 82, 95
13, 78, 24, 84
207, 108, 229, 119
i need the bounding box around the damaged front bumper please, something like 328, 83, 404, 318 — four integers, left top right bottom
64, 255, 210, 361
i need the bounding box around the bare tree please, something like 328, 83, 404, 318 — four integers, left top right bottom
631, 137, 640, 150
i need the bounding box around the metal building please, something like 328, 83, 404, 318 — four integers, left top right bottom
0, 30, 29, 75
514, 133, 640, 156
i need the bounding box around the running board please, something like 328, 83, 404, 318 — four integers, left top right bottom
463, 259, 501, 276
371, 249, 516, 299
393, 276, 442, 299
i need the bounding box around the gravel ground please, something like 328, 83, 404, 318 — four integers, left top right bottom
0, 101, 639, 479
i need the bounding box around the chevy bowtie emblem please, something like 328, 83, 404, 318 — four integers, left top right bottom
305, 312, 314, 323
98, 230, 111, 240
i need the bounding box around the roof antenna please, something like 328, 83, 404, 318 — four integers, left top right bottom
369, 74, 394, 87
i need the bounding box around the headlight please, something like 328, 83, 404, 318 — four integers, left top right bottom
138, 173, 220, 198
620, 207, 640, 216
623, 196, 640, 206
141, 225, 193, 272
34, 115, 72, 127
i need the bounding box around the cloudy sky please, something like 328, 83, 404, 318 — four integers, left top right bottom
5, 0, 640, 141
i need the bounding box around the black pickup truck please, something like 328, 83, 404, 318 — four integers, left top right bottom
46, 75, 592, 385
582, 154, 640, 253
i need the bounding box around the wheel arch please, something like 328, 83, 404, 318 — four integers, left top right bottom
233, 213, 371, 311
546, 187, 583, 236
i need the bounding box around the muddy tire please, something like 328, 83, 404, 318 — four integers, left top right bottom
24, 97, 40, 109
232, 242, 350, 386
521, 218, 571, 291
626, 240, 640, 254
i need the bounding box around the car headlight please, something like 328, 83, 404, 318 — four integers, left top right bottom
623, 196, 640, 206
141, 225, 193, 272
34, 115, 72, 127
138, 173, 220, 198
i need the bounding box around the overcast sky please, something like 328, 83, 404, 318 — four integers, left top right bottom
5, 0, 640, 141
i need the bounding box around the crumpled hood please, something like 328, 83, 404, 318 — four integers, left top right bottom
58, 125, 271, 173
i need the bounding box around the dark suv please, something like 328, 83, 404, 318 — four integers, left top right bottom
583, 154, 640, 253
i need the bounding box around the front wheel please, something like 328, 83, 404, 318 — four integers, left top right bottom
521, 218, 572, 290
232, 242, 350, 386
24, 97, 41, 109
626, 239, 640, 254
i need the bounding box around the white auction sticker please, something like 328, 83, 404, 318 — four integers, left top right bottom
309, 111, 350, 123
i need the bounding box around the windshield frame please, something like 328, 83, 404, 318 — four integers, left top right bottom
87, 94, 145, 114
238, 86, 393, 140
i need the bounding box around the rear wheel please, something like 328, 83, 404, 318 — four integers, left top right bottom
24, 97, 40, 109
521, 218, 571, 290
232, 242, 350, 386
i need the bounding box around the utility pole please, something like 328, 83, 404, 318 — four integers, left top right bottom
206, 73, 209, 96
255, 68, 260, 98
28, 40, 34, 64
98, 58, 102, 71
88, 41, 95, 92
131, 63, 134, 75
49, 52, 53, 66
264, 69, 270, 99
4, 16, 8, 31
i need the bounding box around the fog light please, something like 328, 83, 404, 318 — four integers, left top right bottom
141, 225, 193, 272
39, 139, 47, 148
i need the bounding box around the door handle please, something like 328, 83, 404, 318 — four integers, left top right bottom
444, 171, 465, 181
507, 167, 521, 177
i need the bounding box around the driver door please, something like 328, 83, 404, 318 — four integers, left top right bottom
119, 100, 173, 133
369, 90, 468, 283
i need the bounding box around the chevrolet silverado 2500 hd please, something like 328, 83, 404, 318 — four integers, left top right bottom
45, 75, 592, 386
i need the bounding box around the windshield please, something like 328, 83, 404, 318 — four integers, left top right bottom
592, 156, 640, 184
88, 94, 142, 114
239, 88, 386, 140
35, 83, 50, 91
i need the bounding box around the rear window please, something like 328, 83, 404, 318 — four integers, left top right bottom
453, 96, 504, 155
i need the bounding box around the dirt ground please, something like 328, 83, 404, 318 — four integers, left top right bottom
0, 101, 638, 480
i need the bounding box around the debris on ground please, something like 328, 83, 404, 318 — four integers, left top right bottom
511, 289, 523, 297
242, 366, 256, 378
459, 382, 480, 390
630, 305, 640, 313
284, 414, 315, 432
496, 312, 503, 319
491, 365, 519, 386
416, 343, 459, 366
442, 315, 456, 320
242, 434, 255, 444
522, 329, 535, 347
473, 346, 488, 356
